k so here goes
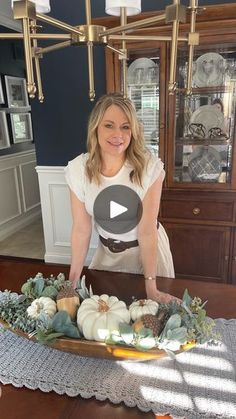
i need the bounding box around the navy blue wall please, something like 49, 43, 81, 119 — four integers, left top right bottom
30, 0, 232, 165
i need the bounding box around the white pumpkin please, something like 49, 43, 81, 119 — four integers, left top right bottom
27, 297, 57, 319
77, 294, 130, 342
129, 299, 159, 321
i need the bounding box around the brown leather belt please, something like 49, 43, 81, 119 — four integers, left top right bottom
99, 222, 159, 253
99, 235, 139, 253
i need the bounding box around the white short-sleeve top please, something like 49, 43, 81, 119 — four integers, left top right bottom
65, 152, 165, 241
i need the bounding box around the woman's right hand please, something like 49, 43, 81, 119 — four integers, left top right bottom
146, 284, 181, 304
155, 290, 181, 304
71, 279, 78, 290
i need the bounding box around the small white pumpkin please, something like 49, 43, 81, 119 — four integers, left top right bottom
129, 299, 159, 321
77, 294, 130, 342
27, 296, 57, 319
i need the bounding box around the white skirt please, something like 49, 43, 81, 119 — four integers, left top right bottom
89, 223, 175, 278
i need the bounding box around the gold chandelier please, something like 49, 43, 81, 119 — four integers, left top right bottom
0, 0, 203, 102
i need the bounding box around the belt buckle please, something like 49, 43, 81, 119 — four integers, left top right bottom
107, 238, 126, 253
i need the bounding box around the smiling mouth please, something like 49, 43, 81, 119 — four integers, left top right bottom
108, 141, 124, 146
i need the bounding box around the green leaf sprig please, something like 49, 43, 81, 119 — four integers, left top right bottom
20, 272, 71, 300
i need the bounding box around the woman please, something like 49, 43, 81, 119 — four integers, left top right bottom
65, 93, 176, 303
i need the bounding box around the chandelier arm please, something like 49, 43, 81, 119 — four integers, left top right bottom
87, 42, 95, 101
85, 0, 95, 101
31, 34, 71, 39
36, 41, 72, 55
0, 33, 23, 39
85, 0, 92, 25
168, 1, 180, 93
121, 7, 128, 98
101, 13, 166, 37
36, 12, 84, 36
0, 33, 71, 40
31, 20, 44, 103
22, 17, 36, 97
186, 0, 199, 95
106, 44, 126, 56
33, 55, 43, 102
0, 33, 189, 42
108, 35, 188, 42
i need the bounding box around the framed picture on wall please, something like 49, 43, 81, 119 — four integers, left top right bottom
10, 113, 33, 143
0, 112, 10, 149
5, 76, 29, 107
0, 77, 4, 104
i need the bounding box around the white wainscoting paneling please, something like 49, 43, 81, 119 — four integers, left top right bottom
0, 166, 21, 225
0, 151, 41, 241
19, 160, 41, 212
36, 166, 98, 265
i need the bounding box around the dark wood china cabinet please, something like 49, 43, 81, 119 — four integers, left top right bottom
95, 3, 236, 284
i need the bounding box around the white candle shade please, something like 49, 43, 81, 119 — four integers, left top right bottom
12, 0, 51, 14
105, 0, 141, 16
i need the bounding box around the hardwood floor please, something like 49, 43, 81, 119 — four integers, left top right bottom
0, 218, 45, 259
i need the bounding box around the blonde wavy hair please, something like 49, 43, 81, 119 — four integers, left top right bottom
86, 93, 150, 186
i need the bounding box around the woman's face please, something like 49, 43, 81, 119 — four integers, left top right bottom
97, 104, 132, 157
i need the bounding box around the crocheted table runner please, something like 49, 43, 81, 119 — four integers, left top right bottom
0, 319, 236, 419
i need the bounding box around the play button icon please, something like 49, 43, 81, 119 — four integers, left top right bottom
110, 201, 128, 219
93, 185, 143, 234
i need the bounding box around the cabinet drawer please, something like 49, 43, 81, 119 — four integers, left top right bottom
162, 200, 234, 222
164, 223, 231, 283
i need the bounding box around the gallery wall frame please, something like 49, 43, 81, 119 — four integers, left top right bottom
5, 75, 29, 108
0, 77, 4, 104
10, 112, 33, 143
0, 111, 10, 150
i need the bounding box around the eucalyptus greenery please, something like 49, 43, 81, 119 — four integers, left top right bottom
0, 291, 36, 333
106, 289, 220, 353
75, 275, 93, 300
20, 272, 70, 299
0, 273, 220, 354
0, 272, 88, 344
35, 311, 81, 344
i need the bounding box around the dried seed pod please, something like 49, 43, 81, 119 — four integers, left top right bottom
133, 311, 166, 337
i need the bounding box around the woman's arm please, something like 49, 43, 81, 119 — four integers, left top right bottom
69, 190, 92, 288
137, 175, 178, 304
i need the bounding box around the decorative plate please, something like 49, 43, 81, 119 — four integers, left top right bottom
190, 105, 224, 136
193, 52, 226, 87
188, 146, 222, 182
137, 108, 158, 138
0, 319, 195, 361
128, 58, 158, 85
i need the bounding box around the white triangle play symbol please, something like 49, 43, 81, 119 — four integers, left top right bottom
110, 200, 128, 219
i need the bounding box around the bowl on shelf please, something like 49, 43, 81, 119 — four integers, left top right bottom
128, 58, 159, 85
188, 145, 222, 182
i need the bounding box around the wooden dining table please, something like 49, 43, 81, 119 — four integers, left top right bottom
0, 256, 236, 419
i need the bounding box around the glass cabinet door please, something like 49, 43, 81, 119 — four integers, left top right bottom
174, 46, 236, 185
127, 50, 160, 155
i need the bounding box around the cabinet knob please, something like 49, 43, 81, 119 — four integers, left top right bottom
192, 207, 201, 215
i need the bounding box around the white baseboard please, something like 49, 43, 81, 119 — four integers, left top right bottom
44, 253, 71, 265
44, 247, 96, 266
